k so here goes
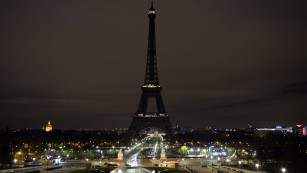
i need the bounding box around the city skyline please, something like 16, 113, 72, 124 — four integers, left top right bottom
0, 0, 307, 129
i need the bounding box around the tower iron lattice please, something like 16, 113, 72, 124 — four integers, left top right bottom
126, 1, 173, 143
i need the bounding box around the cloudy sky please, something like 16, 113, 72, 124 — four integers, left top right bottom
0, 0, 306, 129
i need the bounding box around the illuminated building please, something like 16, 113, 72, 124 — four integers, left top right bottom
45, 121, 53, 132
293, 124, 305, 137
209, 145, 228, 157
255, 126, 293, 137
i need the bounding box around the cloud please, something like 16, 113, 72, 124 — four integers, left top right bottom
2, 97, 72, 104
283, 81, 307, 94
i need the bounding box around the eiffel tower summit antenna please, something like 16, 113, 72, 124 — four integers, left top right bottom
126, 1, 173, 144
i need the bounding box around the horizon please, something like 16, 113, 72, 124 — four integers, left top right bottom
1, 121, 302, 131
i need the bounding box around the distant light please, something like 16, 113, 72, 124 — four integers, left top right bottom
281, 168, 286, 173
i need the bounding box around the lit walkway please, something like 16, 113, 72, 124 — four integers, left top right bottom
184, 165, 266, 173
0, 166, 81, 173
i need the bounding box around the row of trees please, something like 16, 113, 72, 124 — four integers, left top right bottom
255, 133, 307, 172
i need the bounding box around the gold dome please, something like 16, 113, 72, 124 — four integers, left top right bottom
45, 120, 52, 132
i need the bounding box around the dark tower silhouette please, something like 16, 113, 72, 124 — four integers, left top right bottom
126, 1, 173, 143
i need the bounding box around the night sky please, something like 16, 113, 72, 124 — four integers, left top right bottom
1, 0, 307, 129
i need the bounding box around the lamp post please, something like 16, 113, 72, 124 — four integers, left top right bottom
45, 149, 49, 172
255, 163, 259, 172
32, 158, 36, 172
281, 168, 286, 173
238, 161, 241, 172
46, 156, 49, 173
165, 145, 168, 163
13, 159, 17, 172
112, 146, 115, 159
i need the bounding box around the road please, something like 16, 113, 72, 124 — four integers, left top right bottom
0, 159, 266, 173
0, 166, 80, 173
178, 158, 266, 173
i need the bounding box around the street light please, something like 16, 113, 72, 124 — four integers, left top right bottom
13, 159, 17, 172
238, 161, 241, 172
32, 158, 36, 172
281, 168, 286, 173
217, 157, 221, 170
165, 145, 168, 163
112, 146, 115, 159
46, 156, 50, 173
255, 163, 259, 172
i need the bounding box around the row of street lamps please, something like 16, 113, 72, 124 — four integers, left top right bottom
238, 161, 286, 173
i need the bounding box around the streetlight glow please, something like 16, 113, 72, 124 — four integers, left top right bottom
238, 160, 242, 172
255, 163, 259, 172
281, 168, 286, 173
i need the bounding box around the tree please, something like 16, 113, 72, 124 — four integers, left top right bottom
180, 143, 189, 157
227, 147, 236, 158
0, 142, 13, 168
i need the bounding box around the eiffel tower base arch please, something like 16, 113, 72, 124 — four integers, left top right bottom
125, 116, 173, 144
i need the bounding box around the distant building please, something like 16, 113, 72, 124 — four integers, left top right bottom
293, 124, 304, 137
209, 145, 228, 157
245, 124, 253, 130
44, 121, 53, 132
255, 126, 292, 137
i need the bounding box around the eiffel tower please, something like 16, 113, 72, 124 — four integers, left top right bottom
126, 1, 173, 143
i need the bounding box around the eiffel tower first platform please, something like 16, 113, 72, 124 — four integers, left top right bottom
126, 2, 173, 143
